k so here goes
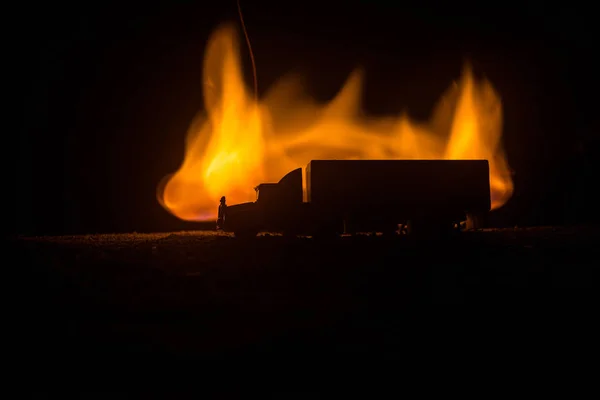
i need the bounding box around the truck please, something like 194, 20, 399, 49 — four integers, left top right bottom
220, 159, 491, 238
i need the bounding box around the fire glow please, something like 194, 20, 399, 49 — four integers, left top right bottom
157, 23, 514, 221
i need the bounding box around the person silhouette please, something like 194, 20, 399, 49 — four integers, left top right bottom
217, 196, 227, 230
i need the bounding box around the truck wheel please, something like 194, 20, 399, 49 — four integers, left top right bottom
312, 226, 340, 240
234, 229, 258, 239
313, 232, 338, 241
311, 219, 343, 240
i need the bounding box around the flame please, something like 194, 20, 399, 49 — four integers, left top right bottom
158, 24, 514, 221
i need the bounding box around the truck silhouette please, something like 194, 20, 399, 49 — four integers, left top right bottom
220, 160, 491, 238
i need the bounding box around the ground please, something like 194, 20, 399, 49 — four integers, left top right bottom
12, 227, 599, 392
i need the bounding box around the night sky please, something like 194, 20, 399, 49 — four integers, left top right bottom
15, 2, 599, 235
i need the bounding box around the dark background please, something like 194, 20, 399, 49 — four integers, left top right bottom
15, 1, 599, 235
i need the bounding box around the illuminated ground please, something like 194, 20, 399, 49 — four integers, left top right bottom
14, 227, 598, 389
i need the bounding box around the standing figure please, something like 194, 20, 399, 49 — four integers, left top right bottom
217, 196, 227, 230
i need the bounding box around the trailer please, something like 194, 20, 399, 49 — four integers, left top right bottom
221, 159, 491, 238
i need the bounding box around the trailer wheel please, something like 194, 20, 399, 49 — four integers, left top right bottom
381, 223, 399, 237
406, 217, 454, 238
282, 230, 298, 238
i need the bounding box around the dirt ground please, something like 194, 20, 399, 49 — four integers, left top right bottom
12, 227, 599, 392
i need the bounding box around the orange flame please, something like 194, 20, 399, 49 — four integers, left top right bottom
158, 24, 514, 221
